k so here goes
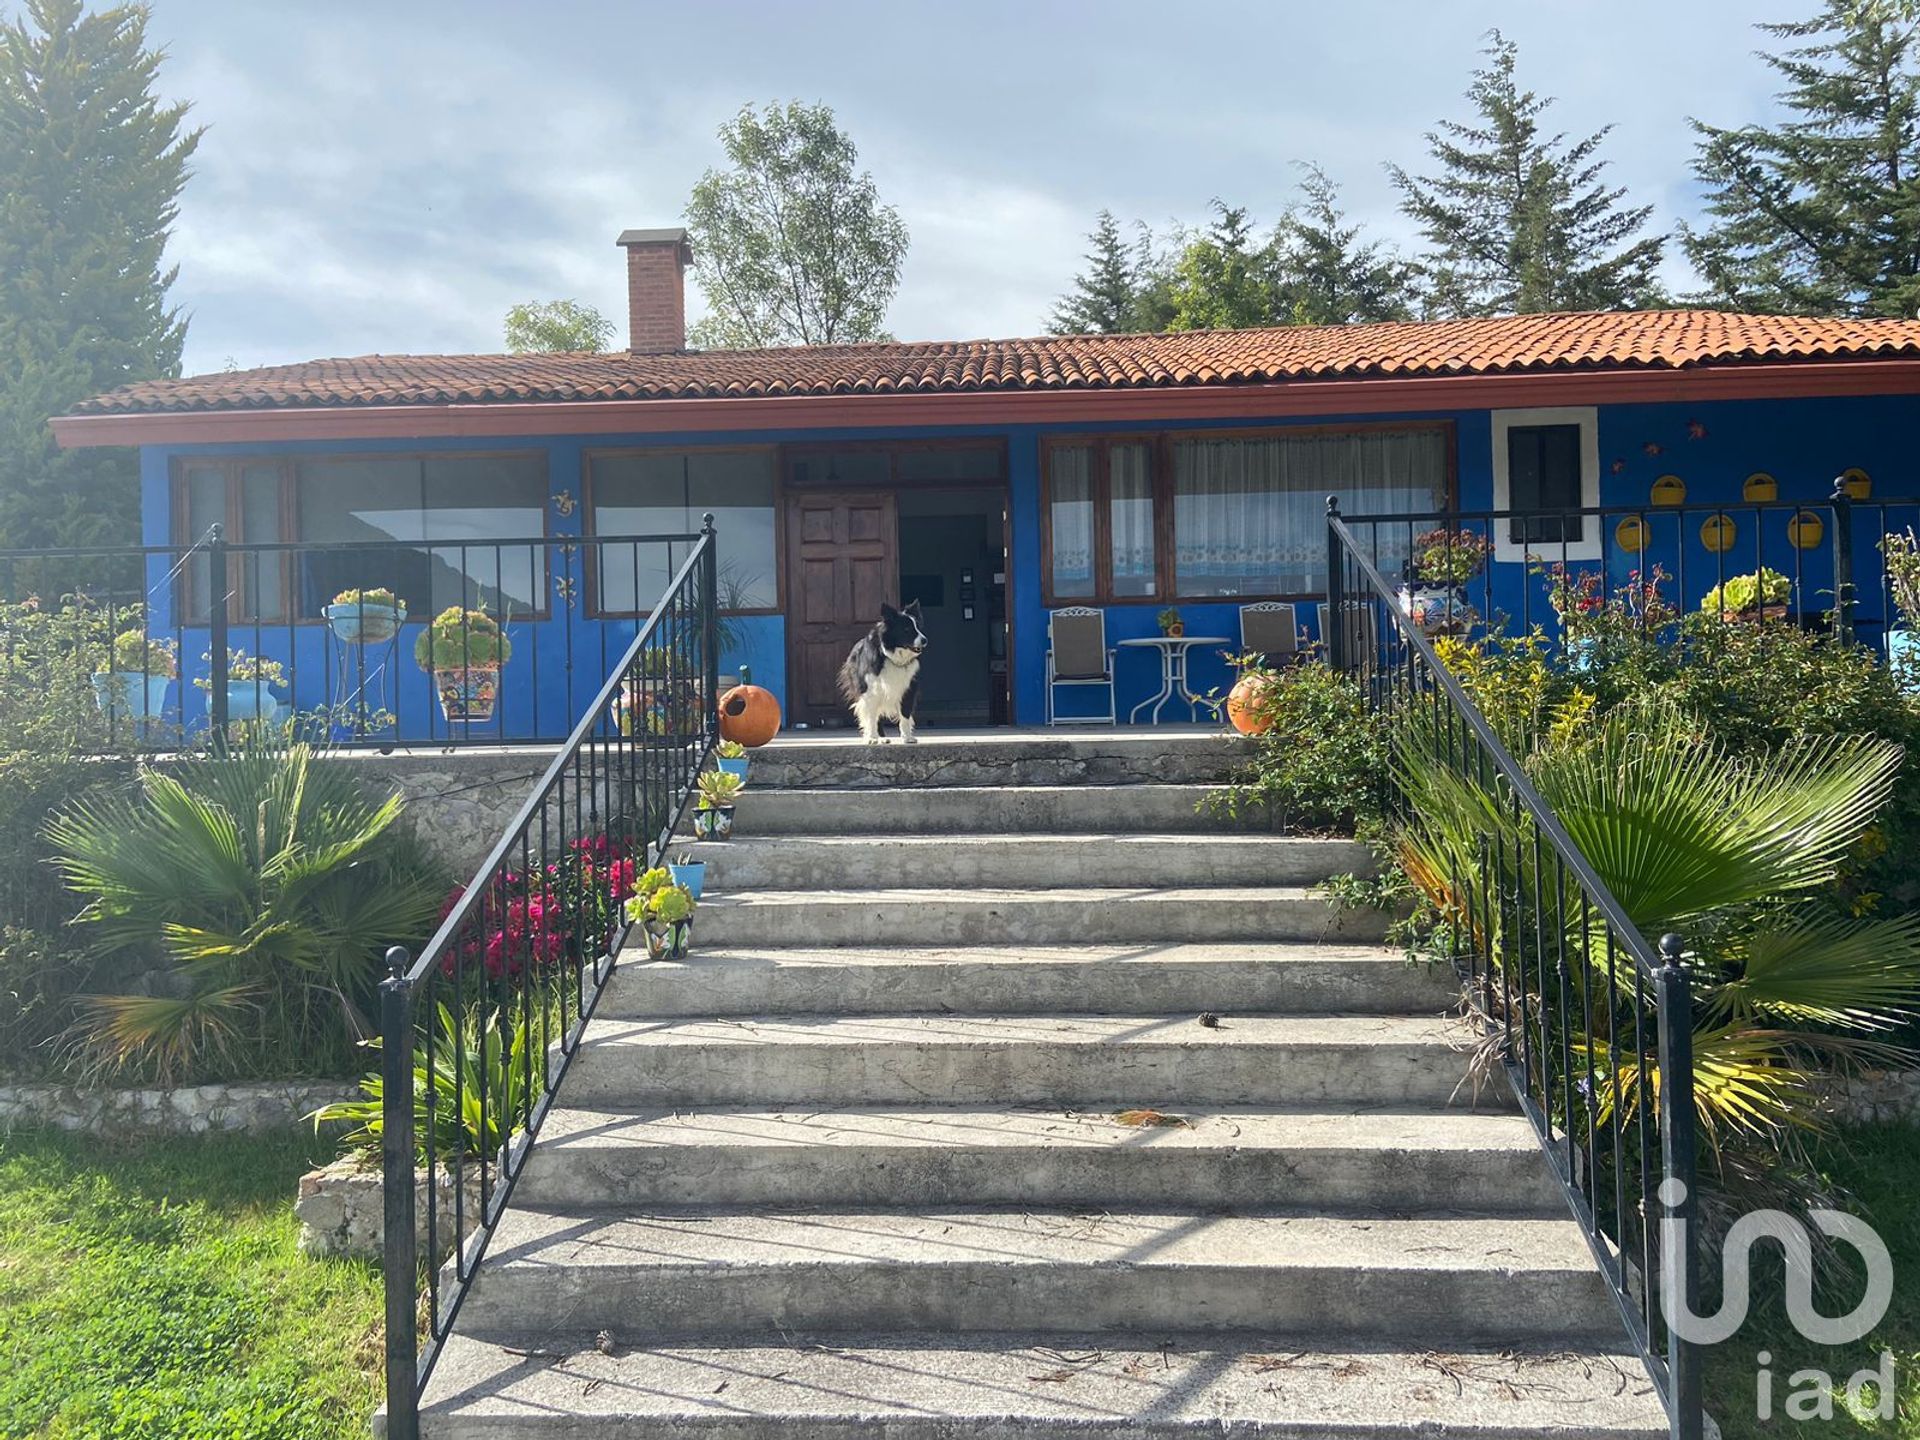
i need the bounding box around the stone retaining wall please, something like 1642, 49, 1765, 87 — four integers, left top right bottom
0, 1078, 358, 1136
296, 1155, 484, 1260
1819, 1070, 1920, 1126
333, 747, 553, 875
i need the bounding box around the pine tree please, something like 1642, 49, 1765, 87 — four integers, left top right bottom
1048, 210, 1145, 333
1685, 1, 1920, 316
1388, 31, 1666, 316
1271, 166, 1414, 325
0, 0, 198, 551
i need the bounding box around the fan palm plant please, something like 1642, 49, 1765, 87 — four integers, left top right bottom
45, 739, 445, 1082
1394, 698, 1920, 1165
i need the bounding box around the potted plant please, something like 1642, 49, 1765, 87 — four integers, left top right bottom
623, 868, 695, 959
667, 849, 706, 900
1399, 527, 1491, 637
322, 586, 407, 644
692, 768, 744, 839
1700, 568, 1791, 623
195, 648, 288, 723
92, 630, 177, 721
414, 607, 511, 724
1156, 607, 1185, 638
714, 738, 750, 784
1883, 530, 1920, 684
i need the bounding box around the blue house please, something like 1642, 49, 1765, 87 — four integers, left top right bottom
52, 228, 1920, 740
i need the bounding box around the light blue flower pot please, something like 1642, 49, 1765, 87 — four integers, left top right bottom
322, 601, 406, 644
668, 862, 706, 899
92, 671, 171, 721
214, 681, 285, 724
715, 756, 750, 784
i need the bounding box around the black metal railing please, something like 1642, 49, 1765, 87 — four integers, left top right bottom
0, 526, 722, 749
375, 517, 718, 1439
1334, 479, 1920, 655
1327, 501, 1703, 1440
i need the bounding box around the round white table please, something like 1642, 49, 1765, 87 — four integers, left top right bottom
1118, 636, 1229, 724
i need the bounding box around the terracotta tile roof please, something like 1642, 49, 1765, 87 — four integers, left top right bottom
68, 309, 1920, 415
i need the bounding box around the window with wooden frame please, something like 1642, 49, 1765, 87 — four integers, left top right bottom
586, 447, 779, 616
1041, 424, 1453, 604
173, 452, 550, 625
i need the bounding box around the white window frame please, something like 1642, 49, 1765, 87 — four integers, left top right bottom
1490, 406, 1600, 563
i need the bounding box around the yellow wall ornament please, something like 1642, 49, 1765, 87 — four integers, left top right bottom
1615, 516, 1649, 552
1840, 468, 1872, 500
1788, 509, 1825, 550
1743, 473, 1778, 503
1700, 513, 1738, 554
1650, 474, 1687, 506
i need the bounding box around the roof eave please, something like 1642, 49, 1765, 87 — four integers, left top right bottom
50, 357, 1920, 449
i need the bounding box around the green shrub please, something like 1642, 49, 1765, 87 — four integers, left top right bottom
1203, 661, 1389, 834
1699, 566, 1792, 615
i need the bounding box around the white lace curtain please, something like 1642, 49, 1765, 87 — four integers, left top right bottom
1048, 447, 1095, 596
1172, 430, 1446, 594
1109, 443, 1155, 596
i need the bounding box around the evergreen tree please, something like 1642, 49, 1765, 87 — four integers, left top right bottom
1271, 166, 1414, 324
1685, 1, 1920, 316
1048, 210, 1143, 333
1388, 31, 1666, 316
0, 0, 198, 550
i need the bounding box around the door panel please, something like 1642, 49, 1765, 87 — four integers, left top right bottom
785, 490, 898, 725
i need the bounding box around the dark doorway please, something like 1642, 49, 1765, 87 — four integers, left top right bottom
897, 488, 1009, 727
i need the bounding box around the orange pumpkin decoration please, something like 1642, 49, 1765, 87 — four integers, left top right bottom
1226, 671, 1276, 736
717, 683, 781, 747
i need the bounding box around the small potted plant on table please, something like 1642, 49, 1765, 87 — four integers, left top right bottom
624, 866, 696, 959
92, 630, 177, 721
322, 586, 407, 644
1400, 527, 1491, 637
1700, 568, 1791, 623
1156, 607, 1185, 638
197, 648, 288, 724
693, 768, 744, 839
415, 607, 511, 724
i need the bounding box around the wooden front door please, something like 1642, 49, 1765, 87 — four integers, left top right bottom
785, 489, 898, 725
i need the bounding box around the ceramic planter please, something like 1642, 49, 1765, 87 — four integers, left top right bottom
715, 756, 750, 784
643, 919, 691, 960
1717, 604, 1790, 624
434, 665, 500, 723
92, 671, 171, 722
1398, 583, 1477, 637
692, 805, 735, 840
668, 861, 706, 899
323, 601, 407, 644
214, 680, 285, 724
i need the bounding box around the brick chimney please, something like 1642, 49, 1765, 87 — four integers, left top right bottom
616, 228, 694, 353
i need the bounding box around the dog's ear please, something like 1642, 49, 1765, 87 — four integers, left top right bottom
904, 599, 922, 616
879, 602, 900, 620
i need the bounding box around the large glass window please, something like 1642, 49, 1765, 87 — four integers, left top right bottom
589, 449, 777, 613
293, 454, 548, 619
177, 460, 288, 624
1043, 426, 1448, 602
1504, 424, 1584, 546
1172, 429, 1446, 595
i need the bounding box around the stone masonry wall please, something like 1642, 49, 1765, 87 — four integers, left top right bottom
0, 1078, 358, 1136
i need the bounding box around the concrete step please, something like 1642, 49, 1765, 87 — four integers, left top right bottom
600, 942, 1456, 1018
416, 1330, 1669, 1438
562, 1013, 1491, 1108
679, 832, 1372, 890
689, 886, 1391, 948
455, 1207, 1622, 1345
739, 729, 1248, 791
513, 1105, 1563, 1213
732, 784, 1237, 835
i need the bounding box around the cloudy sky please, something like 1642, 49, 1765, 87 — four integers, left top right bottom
77, 2, 1800, 375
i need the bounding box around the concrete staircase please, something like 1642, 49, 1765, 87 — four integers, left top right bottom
414, 731, 1667, 1438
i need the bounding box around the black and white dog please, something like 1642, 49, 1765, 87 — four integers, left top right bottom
837, 601, 928, 743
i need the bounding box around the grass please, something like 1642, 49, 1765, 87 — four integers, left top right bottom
1705, 1123, 1920, 1438
0, 1124, 382, 1440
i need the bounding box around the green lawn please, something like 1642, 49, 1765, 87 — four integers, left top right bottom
0, 1125, 382, 1440
1705, 1123, 1920, 1438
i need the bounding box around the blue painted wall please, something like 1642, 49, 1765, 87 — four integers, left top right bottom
139, 391, 1920, 737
